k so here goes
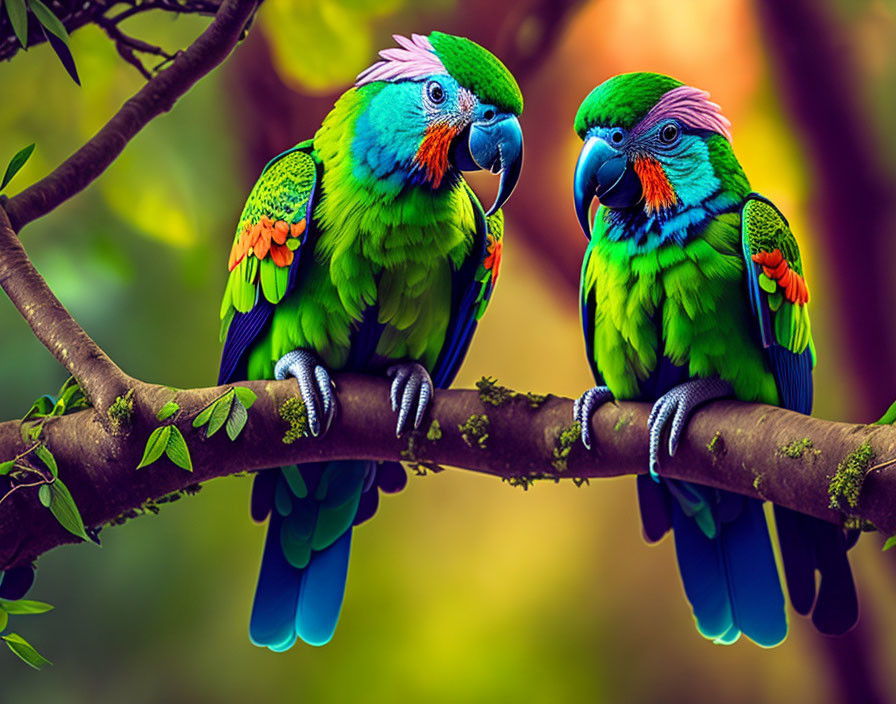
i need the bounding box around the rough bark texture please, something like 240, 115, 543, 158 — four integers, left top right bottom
1, 373, 893, 570
2, 0, 259, 232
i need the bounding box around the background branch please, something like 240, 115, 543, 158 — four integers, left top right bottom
0, 373, 893, 571
0, 0, 220, 64
2, 0, 259, 232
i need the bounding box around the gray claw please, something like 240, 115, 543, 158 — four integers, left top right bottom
572, 386, 614, 450
387, 363, 433, 436
647, 378, 732, 481
275, 349, 334, 438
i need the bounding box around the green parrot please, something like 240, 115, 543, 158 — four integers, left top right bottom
571, 72, 857, 646
218, 32, 523, 650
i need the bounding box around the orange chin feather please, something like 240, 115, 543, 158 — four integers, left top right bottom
416, 123, 460, 188
633, 156, 677, 213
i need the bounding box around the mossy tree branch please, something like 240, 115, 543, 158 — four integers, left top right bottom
0, 373, 894, 571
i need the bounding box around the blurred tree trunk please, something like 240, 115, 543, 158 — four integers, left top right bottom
757, 2, 894, 702
756, 0, 896, 423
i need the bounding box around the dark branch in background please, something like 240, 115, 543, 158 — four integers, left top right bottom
0, 0, 220, 64
756, 0, 896, 422
2, 0, 259, 232
0, 373, 894, 571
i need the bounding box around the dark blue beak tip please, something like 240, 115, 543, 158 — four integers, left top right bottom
462, 114, 524, 215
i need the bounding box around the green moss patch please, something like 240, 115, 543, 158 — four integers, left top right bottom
107, 389, 134, 433
459, 414, 489, 449
476, 376, 513, 407
279, 397, 308, 444
551, 422, 581, 472
828, 440, 874, 512
777, 438, 819, 459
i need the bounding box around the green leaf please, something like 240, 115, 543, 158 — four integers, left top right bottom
137, 426, 171, 469
20, 421, 42, 443
33, 444, 57, 477
0, 599, 53, 615
26, 0, 66, 41
53, 378, 88, 415
38, 484, 50, 507
3, 0, 28, 49
38, 22, 79, 85
22, 395, 54, 423
165, 427, 192, 472
192, 402, 215, 428
207, 390, 234, 437
156, 401, 179, 421
884, 536, 896, 551
1, 142, 33, 190
225, 397, 248, 441
47, 479, 88, 540
3, 632, 51, 669
876, 400, 896, 425
233, 387, 257, 410
0, 609, 7, 633
0, 461, 14, 476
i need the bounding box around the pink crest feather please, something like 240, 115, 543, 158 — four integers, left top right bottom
355, 33, 447, 87
635, 85, 733, 142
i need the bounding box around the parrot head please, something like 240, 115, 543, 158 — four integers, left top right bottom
351, 32, 523, 215
572, 72, 736, 238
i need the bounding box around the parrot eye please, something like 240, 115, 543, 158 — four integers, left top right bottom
610, 129, 625, 145
426, 80, 446, 105
659, 123, 680, 144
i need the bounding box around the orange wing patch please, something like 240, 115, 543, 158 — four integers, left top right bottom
751, 249, 809, 305
483, 234, 503, 283
229, 217, 306, 272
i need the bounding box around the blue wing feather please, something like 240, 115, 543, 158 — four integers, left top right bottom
430, 189, 490, 389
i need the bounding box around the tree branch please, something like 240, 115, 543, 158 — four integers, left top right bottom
0, 0, 221, 64
0, 373, 893, 571
2, 0, 259, 232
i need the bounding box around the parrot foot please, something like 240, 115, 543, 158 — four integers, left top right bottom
274, 349, 335, 438
387, 362, 433, 437
573, 385, 615, 450
647, 378, 732, 481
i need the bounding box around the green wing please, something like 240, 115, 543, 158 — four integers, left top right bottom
741, 195, 814, 358
219, 142, 318, 340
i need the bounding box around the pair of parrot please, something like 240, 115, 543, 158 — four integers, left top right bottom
218, 33, 857, 650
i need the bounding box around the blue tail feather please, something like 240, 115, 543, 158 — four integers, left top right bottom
669, 486, 787, 647
250, 460, 386, 650
297, 530, 352, 646
249, 512, 301, 649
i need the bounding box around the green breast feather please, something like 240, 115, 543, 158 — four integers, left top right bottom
219, 143, 317, 340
